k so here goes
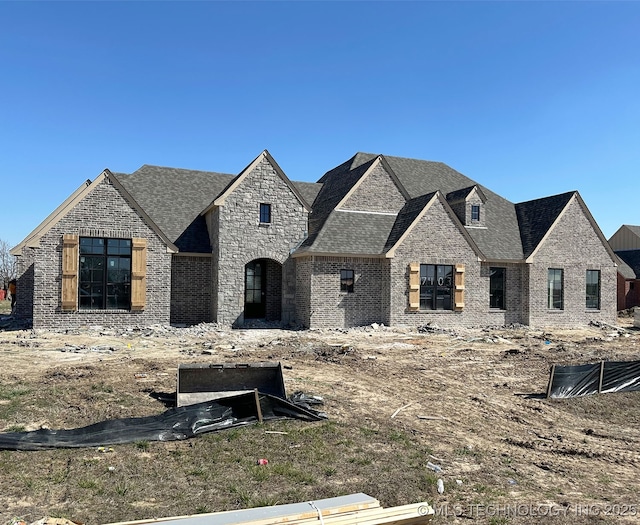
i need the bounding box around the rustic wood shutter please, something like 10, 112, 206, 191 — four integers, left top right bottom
408, 263, 420, 311
131, 238, 147, 310
61, 234, 79, 311
454, 264, 465, 311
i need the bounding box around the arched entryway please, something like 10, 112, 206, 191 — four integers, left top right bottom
244, 258, 282, 321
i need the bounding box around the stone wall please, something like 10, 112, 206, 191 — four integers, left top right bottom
210, 157, 308, 326
525, 198, 617, 327
170, 255, 211, 325
16, 178, 172, 329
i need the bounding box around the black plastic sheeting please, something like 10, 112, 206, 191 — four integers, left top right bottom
548, 360, 640, 399
0, 392, 326, 451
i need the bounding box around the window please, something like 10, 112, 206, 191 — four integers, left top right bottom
420, 264, 453, 310
471, 205, 480, 221
489, 267, 506, 310
340, 269, 354, 293
548, 268, 563, 310
79, 237, 131, 310
586, 270, 600, 309
259, 203, 271, 224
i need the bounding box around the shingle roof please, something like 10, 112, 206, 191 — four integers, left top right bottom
301, 153, 526, 260
515, 192, 575, 259
117, 165, 234, 252
301, 156, 378, 250
384, 193, 436, 252
114, 154, 575, 262
292, 181, 323, 208
301, 211, 397, 255
615, 250, 640, 279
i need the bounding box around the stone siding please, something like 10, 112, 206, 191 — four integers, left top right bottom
17, 179, 172, 329
210, 157, 308, 326
308, 256, 385, 329
525, 198, 617, 327
170, 255, 211, 325
339, 163, 406, 214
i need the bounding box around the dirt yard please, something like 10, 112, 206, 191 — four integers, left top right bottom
0, 315, 639, 525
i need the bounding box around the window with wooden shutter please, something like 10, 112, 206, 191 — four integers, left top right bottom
454, 264, 465, 311
131, 238, 147, 310
61, 234, 79, 311
408, 262, 420, 311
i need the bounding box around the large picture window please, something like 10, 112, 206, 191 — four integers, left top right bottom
79, 237, 132, 310
548, 268, 563, 310
420, 264, 453, 310
586, 270, 600, 309
489, 267, 506, 310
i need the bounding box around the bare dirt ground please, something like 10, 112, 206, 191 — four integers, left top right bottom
0, 313, 639, 524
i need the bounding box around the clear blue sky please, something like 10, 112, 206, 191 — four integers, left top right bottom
1, 1, 639, 249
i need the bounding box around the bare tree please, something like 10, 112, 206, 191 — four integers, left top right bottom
0, 238, 17, 291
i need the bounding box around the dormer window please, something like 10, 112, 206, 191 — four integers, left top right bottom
446, 185, 486, 227
259, 203, 271, 224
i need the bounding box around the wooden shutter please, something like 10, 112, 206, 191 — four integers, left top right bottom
408, 263, 420, 311
454, 264, 465, 311
61, 234, 79, 311
131, 238, 147, 311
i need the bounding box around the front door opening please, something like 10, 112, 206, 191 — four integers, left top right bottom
245, 260, 266, 319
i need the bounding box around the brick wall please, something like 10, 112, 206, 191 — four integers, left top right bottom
295, 256, 312, 327
389, 197, 484, 328
479, 263, 524, 326
307, 256, 386, 329
525, 198, 617, 327
14, 248, 35, 320
339, 163, 406, 214
16, 178, 172, 329
170, 255, 211, 325
209, 157, 308, 326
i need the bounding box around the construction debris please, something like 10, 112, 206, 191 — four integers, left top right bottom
104, 493, 434, 525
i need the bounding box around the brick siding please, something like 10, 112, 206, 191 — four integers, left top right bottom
171, 255, 211, 325
525, 198, 617, 327
339, 163, 406, 214
16, 178, 172, 329
389, 197, 484, 328
307, 256, 386, 329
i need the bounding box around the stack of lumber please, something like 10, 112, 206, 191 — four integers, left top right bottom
106, 493, 434, 525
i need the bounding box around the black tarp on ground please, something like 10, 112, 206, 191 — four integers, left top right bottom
0, 392, 326, 451
547, 360, 640, 398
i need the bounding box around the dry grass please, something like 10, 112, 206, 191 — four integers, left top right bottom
0, 321, 639, 524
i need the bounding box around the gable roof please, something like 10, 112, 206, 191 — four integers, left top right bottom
117, 165, 234, 252
11, 171, 178, 256
210, 150, 311, 212
300, 153, 524, 260
446, 185, 487, 204
384, 192, 484, 259
516, 191, 617, 263
515, 191, 575, 259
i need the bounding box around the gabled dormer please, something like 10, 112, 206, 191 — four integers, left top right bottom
446, 185, 487, 228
